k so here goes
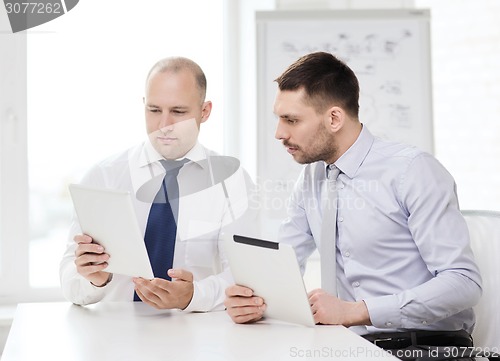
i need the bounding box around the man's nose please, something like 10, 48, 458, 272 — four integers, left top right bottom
159, 115, 175, 130
275, 122, 288, 141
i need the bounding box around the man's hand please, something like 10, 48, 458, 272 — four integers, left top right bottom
308, 289, 371, 326
224, 285, 266, 324
74, 234, 112, 287
133, 269, 194, 310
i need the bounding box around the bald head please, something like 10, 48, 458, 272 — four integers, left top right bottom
145, 57, 207, 105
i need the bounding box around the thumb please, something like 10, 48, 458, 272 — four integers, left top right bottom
168, 268, 193, 282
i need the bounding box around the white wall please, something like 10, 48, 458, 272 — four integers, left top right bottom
416, 0, 500, 211
224, 0, 276, 178
0, 9, 28, 354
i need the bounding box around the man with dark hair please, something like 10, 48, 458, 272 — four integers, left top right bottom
225, 52, 481, 356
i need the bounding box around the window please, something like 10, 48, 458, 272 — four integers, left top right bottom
415, 0, 500, 211
1, 0, 224, 301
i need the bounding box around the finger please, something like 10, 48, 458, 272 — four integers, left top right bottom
309, 300, 317, 313
149, 278, 175, 293
134, 278, 171, 295
133, 277, 151, 288
308, 289, 326, 305
226, 304, 263, 316
75, 261, 109, 277
74, 234, 93, 244
312, 307, 327, 325
224, 295, 264, 309
134, 280, 163, 306
75, 243, 106, 258
168, 269, 193, 282
227, 304, 266, 324
74, 252, 109, 267
134, 288, 161, 309
225, 284, 253, 297
307, 288, 323, 298
313, 313, 321, 324
232, 312, 263, 324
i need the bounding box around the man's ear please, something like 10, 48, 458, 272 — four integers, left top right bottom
200, 101, 212, 123
327, 106, 345, 133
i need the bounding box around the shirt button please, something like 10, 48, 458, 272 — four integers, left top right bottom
339, 183, 345, 189
386, 322, 392, 327
338, 217, 344, 222
422, 321, 428, 325
353, 281, 360, 287
344, 251, 351, 257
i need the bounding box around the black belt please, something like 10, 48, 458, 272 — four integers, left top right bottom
363, 330, 473, 350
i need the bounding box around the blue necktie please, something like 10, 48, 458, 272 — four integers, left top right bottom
134, 159, 186, 301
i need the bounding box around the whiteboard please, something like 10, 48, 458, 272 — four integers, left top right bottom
256, 9, 433, 232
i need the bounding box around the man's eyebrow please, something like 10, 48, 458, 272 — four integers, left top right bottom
145, 104, 190, 110
279, 114, 297, 119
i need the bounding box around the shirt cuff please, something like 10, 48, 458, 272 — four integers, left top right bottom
363, 294, 402, 329
91, 273, 113, 288
181, 281, 201, 312
181, 279, 226, 313
182, 280, 220, 313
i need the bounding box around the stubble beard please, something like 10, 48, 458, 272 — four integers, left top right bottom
288, 124, 338, 165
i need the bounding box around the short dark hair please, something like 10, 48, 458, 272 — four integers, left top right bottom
275, 52, 359, 118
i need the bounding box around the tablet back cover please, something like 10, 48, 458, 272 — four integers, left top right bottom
69, 184, 154, 279
227, 235, 315, 327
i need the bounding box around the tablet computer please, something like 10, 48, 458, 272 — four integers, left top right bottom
226, 234, 315, 327
68, 184, 154, 279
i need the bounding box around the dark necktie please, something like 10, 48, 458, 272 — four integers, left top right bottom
134, 159, 187, 301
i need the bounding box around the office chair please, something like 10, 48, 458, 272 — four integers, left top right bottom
415, 210, 500, 361
462, 210, 500, 353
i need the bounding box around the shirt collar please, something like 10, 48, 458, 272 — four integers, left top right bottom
334, 124, 374, 179
138, 140, 209, 169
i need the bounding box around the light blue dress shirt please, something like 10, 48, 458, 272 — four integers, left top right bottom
278, 125, 482, 334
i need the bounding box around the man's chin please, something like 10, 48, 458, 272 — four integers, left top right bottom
292, 153, 318, 165
292, 155, 307, 165
154, 143, 181, 160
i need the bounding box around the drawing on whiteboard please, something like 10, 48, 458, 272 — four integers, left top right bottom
380, 80, 402, 95
389, 103, 412, 128
271, 26, 421, 137
281, 29, 412, 65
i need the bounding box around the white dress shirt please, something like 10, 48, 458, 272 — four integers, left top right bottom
60, 141, 254, 312
278, 125, 482, 334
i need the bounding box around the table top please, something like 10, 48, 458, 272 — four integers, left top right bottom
2, 302, 398, 361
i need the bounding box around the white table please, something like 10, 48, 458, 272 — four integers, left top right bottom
2, 302, 398, 361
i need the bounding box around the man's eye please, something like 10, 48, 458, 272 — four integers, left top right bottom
148, 108, 161, 113
173, 110, 187, 115
288, 119, 297, 124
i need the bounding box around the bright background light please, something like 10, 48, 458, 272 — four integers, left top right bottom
27, 0, 224, 287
